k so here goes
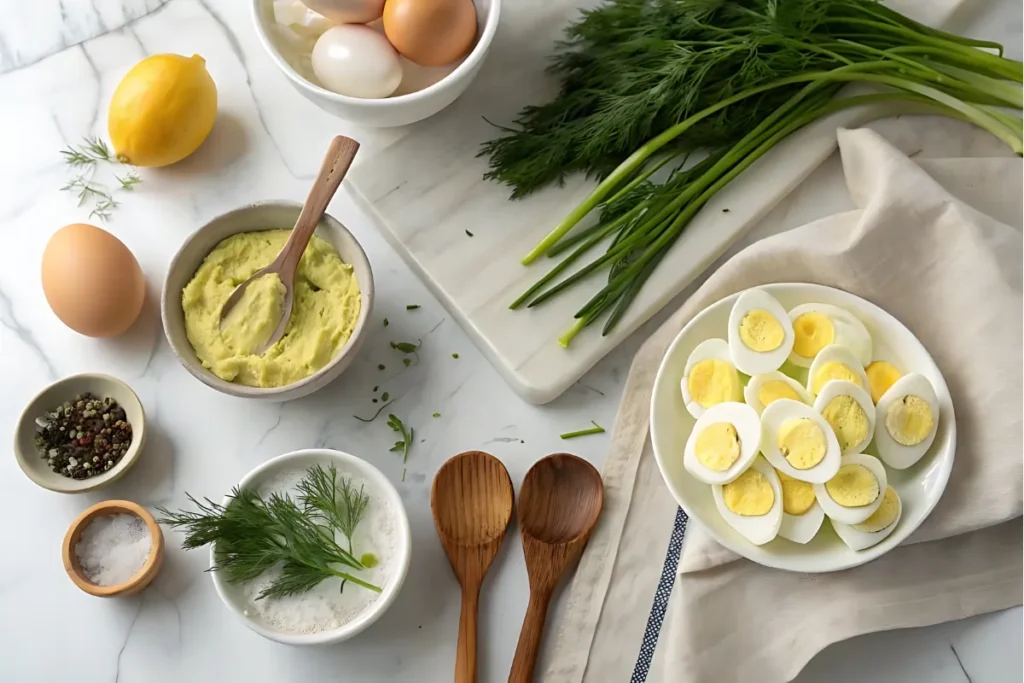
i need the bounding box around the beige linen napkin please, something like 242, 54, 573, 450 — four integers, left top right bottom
543, 127, 1022, 683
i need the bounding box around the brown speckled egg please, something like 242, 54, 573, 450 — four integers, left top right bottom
42, 223, 146, 337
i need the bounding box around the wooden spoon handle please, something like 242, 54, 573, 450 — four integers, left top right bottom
455, 581, 481, 683
276, 135, 360, 276
507, 585, 555, 683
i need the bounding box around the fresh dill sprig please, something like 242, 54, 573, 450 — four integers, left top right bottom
387, 413, 413, 465
116, 170, 142, 190
296, 464, 370, 553
60, 136, 114, 167
157, 464, 381, 600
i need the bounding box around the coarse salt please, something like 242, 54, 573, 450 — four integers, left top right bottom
75, 513, 152, 586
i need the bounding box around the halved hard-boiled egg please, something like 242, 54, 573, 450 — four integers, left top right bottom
744, 371, 813, 414
682, 402, 761, 485
680, 339, 743, 419
866, 359, 902, 404
712, 457, 783, 545
776, 470, 825, 544
807, 344, 869, 397
727, 289, 794, 376
787, 303, 872, 368
814, 380, 876, 456
813, 453, 888, 525
833, 485, 902, 550
874, 373, 940, 469
759, 399, 841, 483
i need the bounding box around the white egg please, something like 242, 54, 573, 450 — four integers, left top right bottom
312, 26, 402, 99
682, 402, 761, 485
680, 338, 742, 419
874, 373, 940, 470
813, 453, 888, 525
712, 457, 783, 546
303, 0, 385, 23
813, 380, 876, 456
759, 399, 841, 483
744, 370, 813, 414
779, 500, 825, 544
274, 0, 335, 36
832, 487, 902, 550
727, 289, 795, 376
806, 344, 870, 396
787, 303, 872, 368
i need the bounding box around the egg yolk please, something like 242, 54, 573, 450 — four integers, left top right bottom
821, 396, 870, 451
866, 361, 901, 403
853, 486, 900, 532
825, 464, 879, 507
722, 469, 774, 516
885, 395, 934, 446
694, 423, 741, 472
811, 361, 864, 395
777, 418, 827, 469
792, 312, 835, 359
757, 380, 800, 408
739, 310, 785, 352
687, 359, 740, 408
777, 471, 816, 515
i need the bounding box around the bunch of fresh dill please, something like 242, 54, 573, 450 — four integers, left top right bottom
59, 136, 141, 221
157, 464, 381, 599
480, 0, 1022, 345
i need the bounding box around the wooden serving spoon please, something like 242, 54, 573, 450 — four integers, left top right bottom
218, 135, 360, 354
508, 453, 604, 683
432, 451, 515, 683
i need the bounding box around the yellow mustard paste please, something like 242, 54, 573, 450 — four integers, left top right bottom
182, 230, 360, 388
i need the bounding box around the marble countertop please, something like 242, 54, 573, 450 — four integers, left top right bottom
0, 1, 1019, 681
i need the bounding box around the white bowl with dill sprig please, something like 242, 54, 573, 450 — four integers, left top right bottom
207, 449, 410, 645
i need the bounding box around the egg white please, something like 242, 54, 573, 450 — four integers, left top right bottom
712, 456, 783, 546
682, 402, 761, 485
806, 344, 870, 397
759, 399, 841, 483
778, 500, 825, 544
727, 289, 795, 376
832, 489, 902, 551
680, 338, 741, 419
744, 371, 813, 415
813, 380, 876, 456
813, 453, 888, 525
874, 373, 940, 470
787, 303, 873, 368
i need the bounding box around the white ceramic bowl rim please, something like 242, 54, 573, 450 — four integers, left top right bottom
210, 448, 412, 645
650, 283, 956, 573
161, 199, 374, 398
251, 0, 502, 108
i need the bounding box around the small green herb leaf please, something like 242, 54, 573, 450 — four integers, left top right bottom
406, 304, 420, 310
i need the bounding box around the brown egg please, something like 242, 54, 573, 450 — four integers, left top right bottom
383, 0, 477, 68
42, 223, 146, 337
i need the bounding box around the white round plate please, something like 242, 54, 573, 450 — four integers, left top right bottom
650, 283, 955, 572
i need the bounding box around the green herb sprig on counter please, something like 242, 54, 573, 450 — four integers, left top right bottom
60, 136, 141, 221
157, 464, 381, 599
560, 421, 606, 439
481, 0, 1023, 346
387, 414, 413, 465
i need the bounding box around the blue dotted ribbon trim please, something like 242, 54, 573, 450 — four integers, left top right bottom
630, 506, 689, 683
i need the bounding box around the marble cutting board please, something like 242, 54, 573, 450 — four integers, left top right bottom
348, 0, 965, 405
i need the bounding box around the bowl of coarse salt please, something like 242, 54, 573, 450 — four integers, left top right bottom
62, 500, 164, 597
210, 448, 412, 645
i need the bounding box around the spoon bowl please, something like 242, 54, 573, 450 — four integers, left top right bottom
432, 451, 514, 683
509, 453, 603, 683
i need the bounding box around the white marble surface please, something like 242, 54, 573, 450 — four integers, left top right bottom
0, 0, 1019, 682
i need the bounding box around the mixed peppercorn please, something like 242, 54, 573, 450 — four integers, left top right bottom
34, 393, 132, 480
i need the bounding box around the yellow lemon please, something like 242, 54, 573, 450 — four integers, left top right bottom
108, 54, 217, 167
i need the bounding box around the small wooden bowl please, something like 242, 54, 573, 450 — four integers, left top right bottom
62, 500, 164, 597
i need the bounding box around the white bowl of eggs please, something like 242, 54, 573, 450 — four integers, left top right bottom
651, 283, 955, 573
253, 0, 500, 127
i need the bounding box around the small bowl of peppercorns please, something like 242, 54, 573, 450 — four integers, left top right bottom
13, 374, 146, 493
